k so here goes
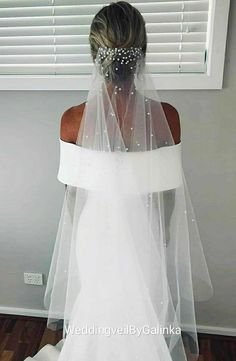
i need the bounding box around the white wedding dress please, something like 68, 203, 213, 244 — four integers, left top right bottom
55, 139, 182, 361
27, 136, 212, 361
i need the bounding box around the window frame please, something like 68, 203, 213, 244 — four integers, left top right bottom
0, 0, 230, 91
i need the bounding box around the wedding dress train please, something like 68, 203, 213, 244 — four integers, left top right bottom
24, 340, 64, 361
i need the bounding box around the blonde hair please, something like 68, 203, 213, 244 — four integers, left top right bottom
89, 1, 147, 82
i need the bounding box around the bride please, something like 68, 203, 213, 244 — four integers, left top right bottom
37, 2, 213, 361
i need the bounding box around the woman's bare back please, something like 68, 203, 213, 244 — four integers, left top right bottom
60, 102, 181, 145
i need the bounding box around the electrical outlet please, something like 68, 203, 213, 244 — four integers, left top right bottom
24, 272, 43, 286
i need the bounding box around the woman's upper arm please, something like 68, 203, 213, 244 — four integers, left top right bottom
60, 103, 86, 144
162, 102, 181, 144
60, 107, 77, 143
60, 107, 76, 189
151, 101, 181, 145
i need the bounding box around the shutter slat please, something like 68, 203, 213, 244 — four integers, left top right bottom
0, 32, 207, 45
0, 42, 206, 55
0, 0, 210, 75
0, 0, 208, 14
0, 11, 208, 23
0, 22, 208, 35
0, 62, 206, 75
0, 0, 209, 7
0, 52, 205, 64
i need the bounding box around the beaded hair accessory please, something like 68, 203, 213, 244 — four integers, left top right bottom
96, 46, 143, 64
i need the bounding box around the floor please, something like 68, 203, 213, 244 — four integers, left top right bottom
0, 314, 62, 361
0, 314, 235, 361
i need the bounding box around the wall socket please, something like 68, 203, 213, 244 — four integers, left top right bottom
24, 272, 43, 286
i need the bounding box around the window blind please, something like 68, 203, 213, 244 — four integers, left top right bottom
0, 0, 209, 75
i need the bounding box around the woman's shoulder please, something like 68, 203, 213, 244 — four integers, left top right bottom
150, 100, 180, 122
60, 102, 86, 143
161, 102, 180, 118
60, 101, 181, 145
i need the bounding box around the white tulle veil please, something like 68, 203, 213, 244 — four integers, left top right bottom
44, 46, 213, 361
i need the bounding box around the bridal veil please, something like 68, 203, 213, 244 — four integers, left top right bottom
44, 46, 213, 361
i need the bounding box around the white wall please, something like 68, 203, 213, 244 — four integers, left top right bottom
0, 1, 235, 334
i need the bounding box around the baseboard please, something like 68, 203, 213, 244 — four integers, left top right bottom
0, 306, 48, 318
0, 306, 236, 337
197, 324, 236, 337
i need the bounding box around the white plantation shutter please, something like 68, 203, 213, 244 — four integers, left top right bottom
0, 0, 210, 76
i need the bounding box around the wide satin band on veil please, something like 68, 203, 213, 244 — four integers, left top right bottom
44, 47, 213, 361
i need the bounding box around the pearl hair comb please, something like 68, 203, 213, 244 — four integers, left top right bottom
96, 46, 143, 64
